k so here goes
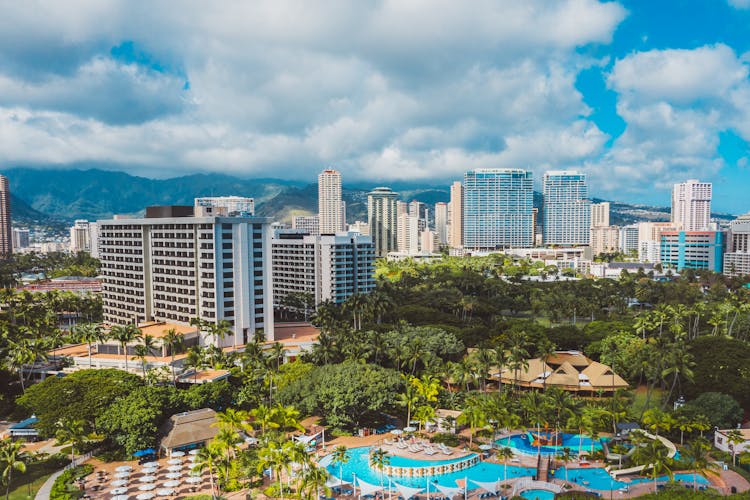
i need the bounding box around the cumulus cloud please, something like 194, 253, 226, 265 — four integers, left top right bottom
0, 0, 630, 186
588, 43, 750, 196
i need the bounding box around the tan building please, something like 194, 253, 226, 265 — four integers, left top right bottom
318, 169, 343, 234
448, 181, 462, 248
0, 175, 11, 259
591, 202, 610, 227
590, 226, 620, 255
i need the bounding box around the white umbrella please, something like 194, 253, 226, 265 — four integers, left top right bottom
115, 472, 131, 479
163, 480, 181, 488
167, 458, 182, 465
111, 487, 128, 495
142, 462, 158, 468
479, 444, 493, 451
165, 472, 182, 479
139, 475, 157, 483
170, 451, 186, 457
185, 476, 202, 484
136, 493, 155, 500
403, 426, 417, 432
167, 465, 183, 472
111, 495, 129, 500
188, 449, 200, 455
156, 488, 175, 496
116, 466, 133, 472
391, 429, 403, 435
138, 484, 156, 491
141, 468, 158, 475
111, 480, 128, 487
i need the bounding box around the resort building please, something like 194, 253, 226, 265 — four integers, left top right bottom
463, 169, 534, 250
271, 230, 376, 307
160, 408, 219, 455
195, 196, 255, 216
618, 224, 639, 254
368, 187, 399, 257
724, 213, 750, 277
69, 220, 92, 253
672, 179, 712, 231
98, 205, 274, 345
590, 226, 620, 256
493, 351, 628, 394
292, 215, 320, 236
714, 428, 750, 455
659, 231, 725, 272
638, 222, 678, 262
543, 171, 591, 246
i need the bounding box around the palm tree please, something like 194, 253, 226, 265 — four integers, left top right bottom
332, 445, 349, 482
396, 376, 419, 427
536, 339, 556, 392
55, 418, 86, 463
6, 339, 34, 393
681, 437, 718, 491
458, 395, 488, 448
185, 346, 206, 383
72, 322, 106, 368
299, 466, 330, 500
211, 319, 233, 348
521, 391, 547, 457
495, 447, 514, 484
110, 323, 142, 372
631, 438, 672, 493
250, 404, 280, 435
369, 448, 390, 489
215, 408, 250, 434
213, 429, 242, 484
162, 328, 185, 386
556, 447, 574, 483
257, 439, 289, 499
192, 444, 223, 499
132, 334, 158, 379
727, 429, 745, 467
0, 439, 26, 500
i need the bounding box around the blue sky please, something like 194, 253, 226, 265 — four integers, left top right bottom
0, 0, 748, 212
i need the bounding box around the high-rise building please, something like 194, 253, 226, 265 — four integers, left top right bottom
591, 202, 610, 228
660, 231, 725, 272
89, 222, 100, 258
0, 175, 11, 259
723, 213, 750, 277
99, 206, 274, 345
12, 228, 30, 250
590, 226, 620, 255
318, 169, 342, 234
348, 221, 369, 235
435, 202, 448, 245
638, 222, 678, 262
543, 171, 591, 246
69, 220, 92, 253
368, 187, 399, 257
195, 196, 255, 216
448, 181, 463, 248
672, 179, 712, 231
618, 224, 639, 254
292, 215, 320, 235
397, 213, 419, 254
420, 230, 436, 254
463, 169, 533, 250
272, 230, 375, 307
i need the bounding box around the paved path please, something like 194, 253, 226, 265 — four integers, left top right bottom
35, 469, 64, 500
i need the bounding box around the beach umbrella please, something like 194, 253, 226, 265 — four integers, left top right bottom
391, 429, 403, 435
110, 487, 128, 495
142, 462, 159, 468
136, 493, 155, 500
167, 458, 182, 465
141, 467, 158, 474
403, 426, 417, 432
165, 472, 182, 479
133, 448, 156, 457
111, 480, 128, 487
479, 444, 493, 451
188, 449, 200, 455
139, 475, 157, 483
163, 480, 181, 488
138, 483, 156, 491
115, 472, 131, 479
167, 465, 183, 472
156, 488, 175, 496
185, 476, 202, 484
116, 466, 133, 472
170, 451, 185, 457
111, 495, 129, 500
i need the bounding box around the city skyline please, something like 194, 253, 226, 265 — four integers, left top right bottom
0, 1, 749, 213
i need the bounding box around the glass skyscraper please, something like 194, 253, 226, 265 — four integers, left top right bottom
463, 169, 534, 250
542, 170, 591, 246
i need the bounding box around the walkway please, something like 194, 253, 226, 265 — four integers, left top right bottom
35, 469, 65, 500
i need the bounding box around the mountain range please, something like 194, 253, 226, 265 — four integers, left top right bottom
1, 168, 735, 229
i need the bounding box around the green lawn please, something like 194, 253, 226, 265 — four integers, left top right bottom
5, 458, 65, 500
631, 386, 665, 417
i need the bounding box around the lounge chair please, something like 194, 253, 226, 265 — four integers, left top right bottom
396, 440, 408, 449
383, 438, 393, 445
424, 446, 438, 456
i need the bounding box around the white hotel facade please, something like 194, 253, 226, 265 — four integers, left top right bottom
99, 205, 274, 346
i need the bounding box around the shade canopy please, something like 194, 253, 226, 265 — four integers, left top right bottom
133, 448, 156, 457
167, 465, 183, 472
111, 480, 128, 487
325, 475, 351, 488
165, 472, 182, 479
393, 482, 424, 500
115, 466, 132, 472
136, 493, 155, 500
356, 477, 383, 496
185, 476, 202, 484
138, 476, 157, 483
167, 458, 182, 465
110, 487, 128, 495
163, 480, 181, 487
114, 472, 130, 479
433, 482, 464, 498
189, 449, 201, 455
142, 462, 158, 468
470, 479, 500, 495
157, 489, 175, 496
138, 483, 156, 491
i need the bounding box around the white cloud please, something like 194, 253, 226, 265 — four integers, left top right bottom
728, 0, 750, 9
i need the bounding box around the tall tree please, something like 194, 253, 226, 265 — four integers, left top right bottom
0, 439, 26, 500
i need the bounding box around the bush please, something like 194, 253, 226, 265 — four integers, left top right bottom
50, 464, 94, 500
430, 433, 461, 447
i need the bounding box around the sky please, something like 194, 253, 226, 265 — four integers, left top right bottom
1, 1, 749, 213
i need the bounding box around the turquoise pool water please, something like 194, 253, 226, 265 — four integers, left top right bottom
497, 432, 607, 456
520, 489, 556, 500
552, 467, 709, 490
321, 446, 535, 488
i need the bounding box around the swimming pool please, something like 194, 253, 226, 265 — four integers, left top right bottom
552, 467, 709, 490
497, 432, 608, 456
520, 489, 556, 500
320, 446, 536, 488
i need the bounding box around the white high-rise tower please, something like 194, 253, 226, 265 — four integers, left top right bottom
318, 169, 342, 235
671, 179, 712, 231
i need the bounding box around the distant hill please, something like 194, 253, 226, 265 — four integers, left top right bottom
0, 168, 737, 228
